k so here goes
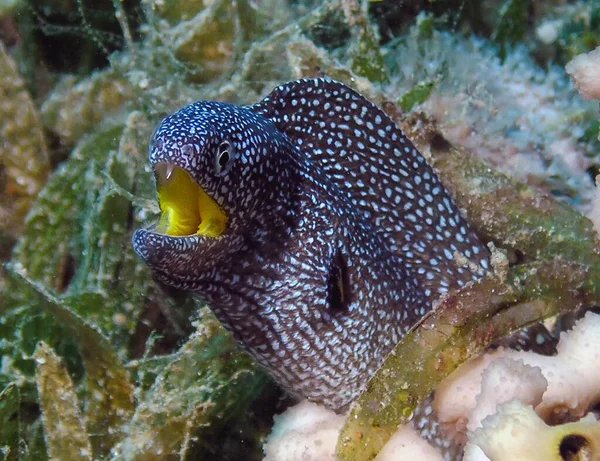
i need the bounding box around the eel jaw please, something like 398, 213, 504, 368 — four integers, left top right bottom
154, 163, 228, 238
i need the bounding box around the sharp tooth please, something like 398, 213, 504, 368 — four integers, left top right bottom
165, 164, 174, 180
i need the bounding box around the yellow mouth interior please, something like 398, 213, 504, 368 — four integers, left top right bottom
155, 163, 228, 237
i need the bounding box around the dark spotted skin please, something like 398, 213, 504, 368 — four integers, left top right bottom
132, 78, 491, 413
252, 81, 490, 299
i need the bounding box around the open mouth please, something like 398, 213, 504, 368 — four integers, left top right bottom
154, 163, 228, 238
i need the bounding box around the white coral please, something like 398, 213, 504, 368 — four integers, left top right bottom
466, 358, 547, 432
566, 46, 600, 101
436, 312, 600, 432
262, 400, 346, 461
464, 401, 600, 461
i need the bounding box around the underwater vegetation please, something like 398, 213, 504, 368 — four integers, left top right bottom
1, 0, 600, 460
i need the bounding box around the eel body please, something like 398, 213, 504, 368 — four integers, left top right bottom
133, 78, 491, 411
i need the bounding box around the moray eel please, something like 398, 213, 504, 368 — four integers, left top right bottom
133, 78, 491, 412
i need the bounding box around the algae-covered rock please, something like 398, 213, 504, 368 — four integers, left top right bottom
383, 21, 598, 208
337, 257, 600, 460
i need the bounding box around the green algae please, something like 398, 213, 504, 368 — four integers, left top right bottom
398, 80, 436, 112
342, 0, 388, 83
8, 122, 148, 339
0, 0, 18, 17
491, 0, 531, 60
11, 269, 135, 458
2, 119, 271, 457
157, 0, 240, 83
40, 71, 135, 148
0, 382, 49, 461
0, 42, 49, 241
34, 342, 93, 461
146, 0, 210, 25
144, 0, 294, 84
551, 4, 600, 66
1, 106, 269, 458
111, 310, 269, 460
0, 384, 20, 461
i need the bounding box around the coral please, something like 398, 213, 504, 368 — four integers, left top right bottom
263, 401, 443, 461
374, 426, 444, 461
465, 401, 600, 461
566, 46, 600, 101
466, 358, 547, 433
263, 401, 346, 461
435, 312, 600, 431
434, 356, 547, 436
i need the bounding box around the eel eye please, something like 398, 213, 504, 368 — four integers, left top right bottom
215, 140, 234, 176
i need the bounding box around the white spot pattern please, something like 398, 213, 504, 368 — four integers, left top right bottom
132, 78, 491, 412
